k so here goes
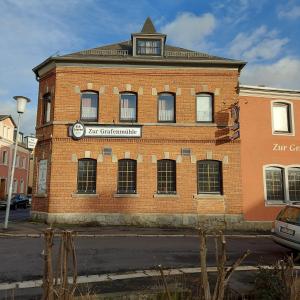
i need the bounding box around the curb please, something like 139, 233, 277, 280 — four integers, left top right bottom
0, 233, 272, 238
1, 265, 299, 291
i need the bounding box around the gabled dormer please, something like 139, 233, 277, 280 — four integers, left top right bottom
131, 17, 166, 57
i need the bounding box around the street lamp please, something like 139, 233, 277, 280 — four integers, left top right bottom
4, 96, 31, 229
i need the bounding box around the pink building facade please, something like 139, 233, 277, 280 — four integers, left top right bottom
0, 115, 30, 199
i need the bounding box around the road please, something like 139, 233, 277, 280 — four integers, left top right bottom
0, 235, 290, 283
0, 207, 30, 222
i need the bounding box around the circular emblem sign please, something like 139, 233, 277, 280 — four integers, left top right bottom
72, 122, 85, 140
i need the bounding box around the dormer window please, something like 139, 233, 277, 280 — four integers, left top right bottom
132, 17, 166, 57
136, 39, 161, 56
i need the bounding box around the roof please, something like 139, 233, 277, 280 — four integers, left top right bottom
0, 115, 16, 127
141, 17, 156, 34
33, 18, 246, 77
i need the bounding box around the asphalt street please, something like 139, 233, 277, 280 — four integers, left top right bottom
0, 207, 30, 222
0, 235, 290, 283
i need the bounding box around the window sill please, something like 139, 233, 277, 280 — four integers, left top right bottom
71, 193, 99, 198
193, 194, 224, 200
114, 193, 140, 198
153, 193, 179, 198
265, 201, 286, 206
272, 132, 295, 136
34, 193, 47, 198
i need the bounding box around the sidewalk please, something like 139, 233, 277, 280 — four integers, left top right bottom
0, 220, 271, 237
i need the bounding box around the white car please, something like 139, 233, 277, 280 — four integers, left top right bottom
272, 204, 300, 251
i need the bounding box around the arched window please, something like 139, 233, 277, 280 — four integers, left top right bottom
43, 93, 51, 123
158, 93, 175, 122
157, 159, 176, 194
265, 166, 284, 201
120, 93, 137, 122
272, 102, 292, 134
196, 93, 213, 122
288, 167, 300, 201
80, 91, 99, 122
77, 159, 97, 194
117, 159, 137, 194
197, 160, 222, 194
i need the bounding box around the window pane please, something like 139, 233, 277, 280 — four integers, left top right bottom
117, 159, 137, 193
81, 93, 98, 121
137, 39, 161, 55
120, 94, 137, 121
288, 168, 300, 201
77, 159, 97, 193
43, 94, 51, 123
197, 94, 213, 122
157, 160, 176, 194
158, 94, 175, 122
273, 103, 290, 132
197, 160, 222, 194
265, 167, 284, 201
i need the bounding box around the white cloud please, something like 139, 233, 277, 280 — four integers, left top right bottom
160, 12, 216, 50
228, 26, 289, 61
240, 57, 300, 90
278, 5, 300, 19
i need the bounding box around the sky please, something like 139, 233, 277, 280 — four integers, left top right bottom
0, 0, 300, 134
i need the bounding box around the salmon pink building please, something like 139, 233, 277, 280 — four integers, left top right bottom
240, 85, 300, 222
0, 115, 30, 199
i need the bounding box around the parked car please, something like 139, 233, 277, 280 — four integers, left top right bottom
272, 204, 300, 251
0, 194, 30, 210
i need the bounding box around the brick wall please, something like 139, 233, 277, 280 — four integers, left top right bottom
32, 66, 242, 221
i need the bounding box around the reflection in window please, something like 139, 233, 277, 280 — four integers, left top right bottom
196, 94, 213, 122
81, 92, 98, 122
120, 93, 137, 122
117, 159, 137, 194
157, 159, 176, 194
158, 93, 175, 122
77, 159, 97, 194
265, 167, 284, 201
288, 168, 300, 202
137, 39, 161, 55
197, 160, 222, 194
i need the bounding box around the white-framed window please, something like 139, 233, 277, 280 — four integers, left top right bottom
13, 179, 18, 194
43, 93, 52, 123
120, 93, 137, 122
196, 93, 213, 122
271, 101, 293, 134
158, 93, 175, 122
136, 39, 162, 56
2, 151, 8, 165
80, 91, 98, 122
16, 155, 20, 168
20, 179, 24, 194
264, 165, 300, 203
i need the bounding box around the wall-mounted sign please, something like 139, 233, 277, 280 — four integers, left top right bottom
230, 105, 240, 140
25, 136, 38, 149
38, 159, 47, 194
71, 121, 85, 139
273, 143, 300, 152
69, 123, 142, 139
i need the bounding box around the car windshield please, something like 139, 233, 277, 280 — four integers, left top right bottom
277, 206, 300, 225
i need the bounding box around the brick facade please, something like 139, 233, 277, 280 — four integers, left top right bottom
31, 19, 246, 227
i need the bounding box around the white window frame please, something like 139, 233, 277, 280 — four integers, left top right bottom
263, 164, 300, 205
196, 93, 213, 123
271, 100, 295, 136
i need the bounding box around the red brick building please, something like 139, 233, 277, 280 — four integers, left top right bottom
31, 18, 246, 227
240, 85, 300, 223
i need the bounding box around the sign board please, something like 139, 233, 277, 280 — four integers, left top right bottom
69, 122, 142, 139
25, 136, 38, 149
38, 160, 47, 194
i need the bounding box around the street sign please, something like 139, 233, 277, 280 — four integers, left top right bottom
25, 136, 38, 149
